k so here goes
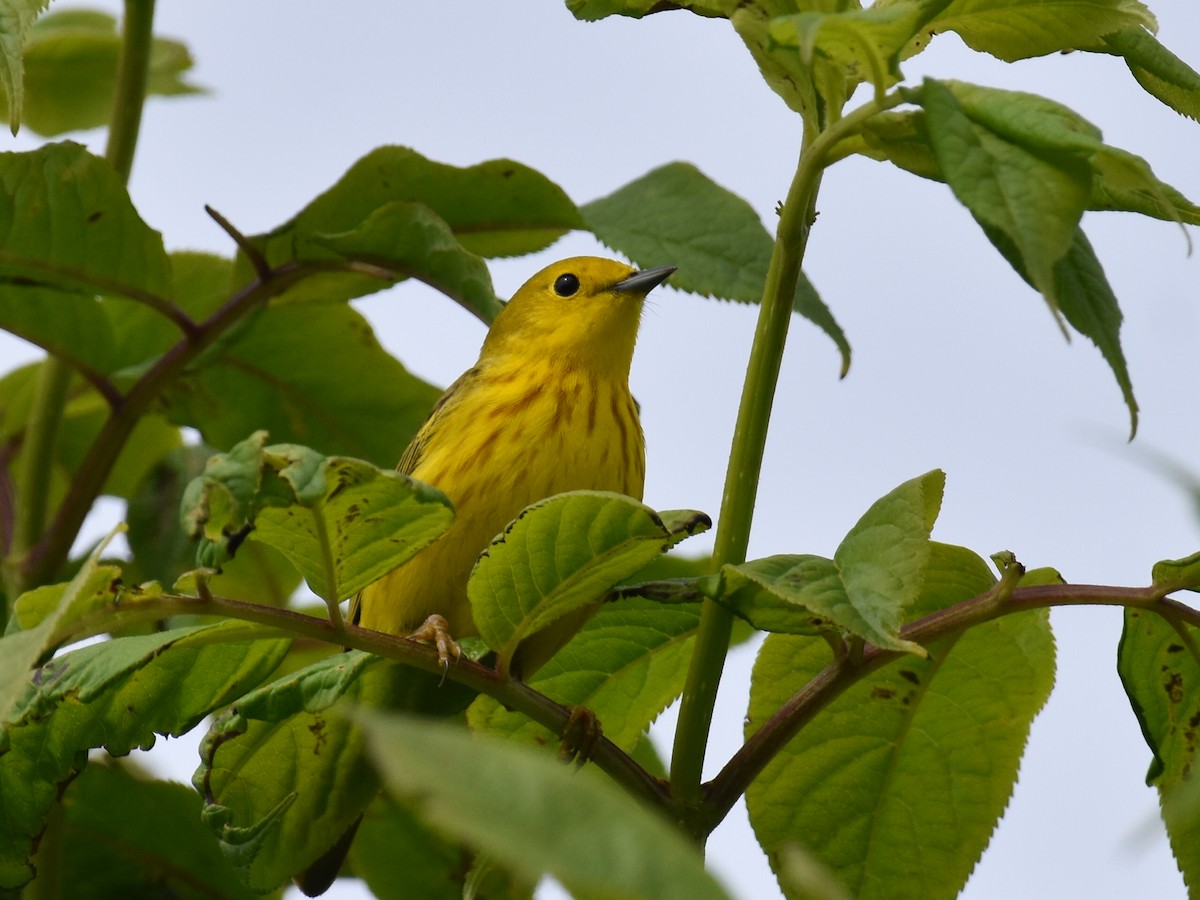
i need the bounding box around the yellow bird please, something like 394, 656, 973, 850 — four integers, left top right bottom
358, 256, 674, 677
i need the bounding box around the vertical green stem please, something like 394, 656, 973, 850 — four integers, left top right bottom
668, 91, 907, 828
106, 0, 157, 183
670, 130, 824, 811
3, 362, 72, 601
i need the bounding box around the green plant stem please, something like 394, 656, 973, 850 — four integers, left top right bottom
4, 361, 72, 601
669, 90, 911, 823
701, 580, 1200, 828
669, 133, 820, 815
106, 0, 157, 183
53, 589, 673, 812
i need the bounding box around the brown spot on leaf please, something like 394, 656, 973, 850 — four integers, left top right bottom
898, 669, 920, 686
871, 686, 896, 700
1165, 672, 1184, 704
308, 717, 328, 754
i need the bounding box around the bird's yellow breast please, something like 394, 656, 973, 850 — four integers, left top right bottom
358, 357, 645, 641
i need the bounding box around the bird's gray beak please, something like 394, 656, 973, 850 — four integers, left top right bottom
613, 265, 676, 294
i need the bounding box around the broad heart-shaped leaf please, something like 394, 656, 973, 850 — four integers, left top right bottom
0, 621, 289, 890
236, 145, 582, 306
927, 0, 1157, 62
161, 302, 442, 468
916, 79, 1093, 323
468, 491, 710, 674
0, 141, 171, 380
1102, 27, 1200, 122
354, 710, 730, 900
746, 542, 1056, 900
181, 434, 454, 604
196, 652, 472, 893
582, 162, 850, 374
0, 9, 200, 137
0, 0, 49, 134
711, 470, 944, 654
1117, 608, 1200, 893
469, 596, 703, 751
308, 200, 501, 323
50, 762, 260, 900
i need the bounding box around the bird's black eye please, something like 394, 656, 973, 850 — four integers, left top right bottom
553, 273, 580, 297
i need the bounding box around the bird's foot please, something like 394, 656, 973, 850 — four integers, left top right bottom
405, 614, 462, 674
558, 706, 603, 767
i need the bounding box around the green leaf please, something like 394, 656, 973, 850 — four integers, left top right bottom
125, 444, 302, 603
1117, 609, 1200, 892
928, 0, 1156, 62
161, 302, 442, 467
566, 0, 734, 19
354, 710, 730, 900
468, 491, 709, 674
348, 793, 469, 900
847, 108, 1200, 227
0, 9, 201, 137
0, 0, 50, 134
582, 162, 850, 373
0, 142, 171, 380
468, 596, 703, 751
1151, 550, 1200, 595
1089, 145, 1200, 225
916, 79, 1093, 320
746, 542, 1056, 900
181, 435, 454, 604
52, 762, 262, 900
196, 652, 471, 893
711, 554, 856, 634
768, 1, 949, 100
714, 470, 944, 654
1051, 229, 1138, 436
1102, 27, 1200, 122
255, 456, 455, 605
731, 0, 855, 124
0, 620, 289, 889
0, 530, 122, 697
103, 251, 236, 378
238, 146, 580, 306
1, 370, 182, 526
310, 200, 502, 323
54, 397, 182, 500
583, 162, 771, 302
849, 109, 944, 181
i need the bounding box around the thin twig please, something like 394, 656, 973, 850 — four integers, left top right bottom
206, 205, 271, 280
701, 581, 1198, 831
52, 588, 673, 812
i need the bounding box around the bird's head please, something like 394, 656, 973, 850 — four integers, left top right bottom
481, 257, 675, 375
